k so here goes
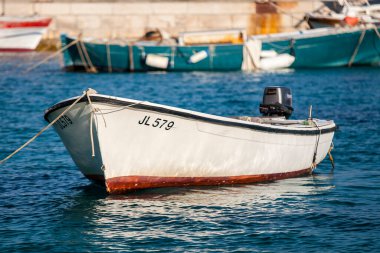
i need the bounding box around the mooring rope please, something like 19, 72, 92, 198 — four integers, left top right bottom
87, 91, 97, 157
76, 38, 97, 73
328, 142, 335, 173
263, 41, 293, 52
24, 38, 79, 73
243, 42, 258, 70
76, 41, 91, 72
170, 46, 175, 69
106, 41, 112, 73
348, 28, 366, 67
0, 89, 95, 165
94, 100, 147, 114
310, 119, 322, 170
129, 44, 135, 72
82, 98, 146, 155
79, 39, 97, 73
85, 91, 107, 157
89, 112, 96, 157
372, 25, 380, 39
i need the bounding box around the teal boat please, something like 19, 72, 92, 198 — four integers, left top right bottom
60, 34, 243, 72
252, 26, 380, 68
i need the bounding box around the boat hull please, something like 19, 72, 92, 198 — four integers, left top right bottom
61, 34, 244, 72
257, 27, 380, 68
45, 102, 105, 182
0, 27, 48, 51
45, 95, 335, 194
0, 17, 51, 51
308, 18, 344, 29
106, 169, 312, 194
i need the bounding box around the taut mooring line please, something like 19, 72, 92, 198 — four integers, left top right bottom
24, 38, 79, 73
0, 89, 97, 165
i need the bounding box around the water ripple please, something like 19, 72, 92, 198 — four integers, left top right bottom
0, 54, 379, 252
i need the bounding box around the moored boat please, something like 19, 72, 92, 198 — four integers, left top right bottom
61, 25, 380, 72
249, 25, 380, 68
305, 13, 358, 29
305, 0, 380, 29
0, 16, 52, 52
60, 34, 243, 72
44, 87, 336, 194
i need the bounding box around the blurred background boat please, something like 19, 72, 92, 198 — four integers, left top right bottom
60, 31, 244, 72
0, 16, 51, 52
305, 0, 380, 28
248, 25, 380, 69
58, 24, 380, 73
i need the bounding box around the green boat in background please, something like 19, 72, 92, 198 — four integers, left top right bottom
60, 25, 380, 72
250, 25, 380, 69
60, 34, 244, 72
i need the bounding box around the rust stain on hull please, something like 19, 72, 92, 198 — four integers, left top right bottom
105, 168, 312, 194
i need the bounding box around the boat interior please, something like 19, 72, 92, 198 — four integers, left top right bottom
232, 116, 333, 128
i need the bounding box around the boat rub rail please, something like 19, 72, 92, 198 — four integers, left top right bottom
44, 95, 336, 136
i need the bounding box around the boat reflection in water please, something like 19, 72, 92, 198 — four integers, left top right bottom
59, 174, 334, 250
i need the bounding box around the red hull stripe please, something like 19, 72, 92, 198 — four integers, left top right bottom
0, 18, 52, 28
105, 168, 312, 194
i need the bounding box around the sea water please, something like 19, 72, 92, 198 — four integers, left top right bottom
0, 53, 379, 252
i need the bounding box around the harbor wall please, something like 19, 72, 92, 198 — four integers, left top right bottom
1, 0, 327, 41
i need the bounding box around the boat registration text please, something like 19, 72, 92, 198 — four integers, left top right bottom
55, 115, 73, 130
138, 115, 175, 130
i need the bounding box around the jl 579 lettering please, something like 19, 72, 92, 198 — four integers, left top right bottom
138, 115, 175, 130
55, 115, 73, 130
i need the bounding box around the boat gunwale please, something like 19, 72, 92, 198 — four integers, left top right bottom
251, 26, 377, 43
44, 95, 336, 136
62, 33, 244, 48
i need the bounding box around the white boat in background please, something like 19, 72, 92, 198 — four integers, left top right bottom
0, 16, 52, 51
305, 0, 380, 28
44, 87, 336, 194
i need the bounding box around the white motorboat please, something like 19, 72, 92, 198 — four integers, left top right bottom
305, 0, 380, 29
44, 87, 336, 194
0, 16, 51, 51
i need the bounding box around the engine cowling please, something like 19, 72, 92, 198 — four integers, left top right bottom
259, 86, 293, 119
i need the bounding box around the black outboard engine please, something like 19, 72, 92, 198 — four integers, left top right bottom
259, 86, 293, 119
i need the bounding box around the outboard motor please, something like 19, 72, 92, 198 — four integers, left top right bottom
259, 86, 293, 119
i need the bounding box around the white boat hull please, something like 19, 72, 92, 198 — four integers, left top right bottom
45, 94, 336, 194
0, 27, 47, 51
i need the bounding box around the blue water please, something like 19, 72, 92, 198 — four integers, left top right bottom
0, 53, 379, 252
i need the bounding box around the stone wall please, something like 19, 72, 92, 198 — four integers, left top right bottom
1, 0, 327, 40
